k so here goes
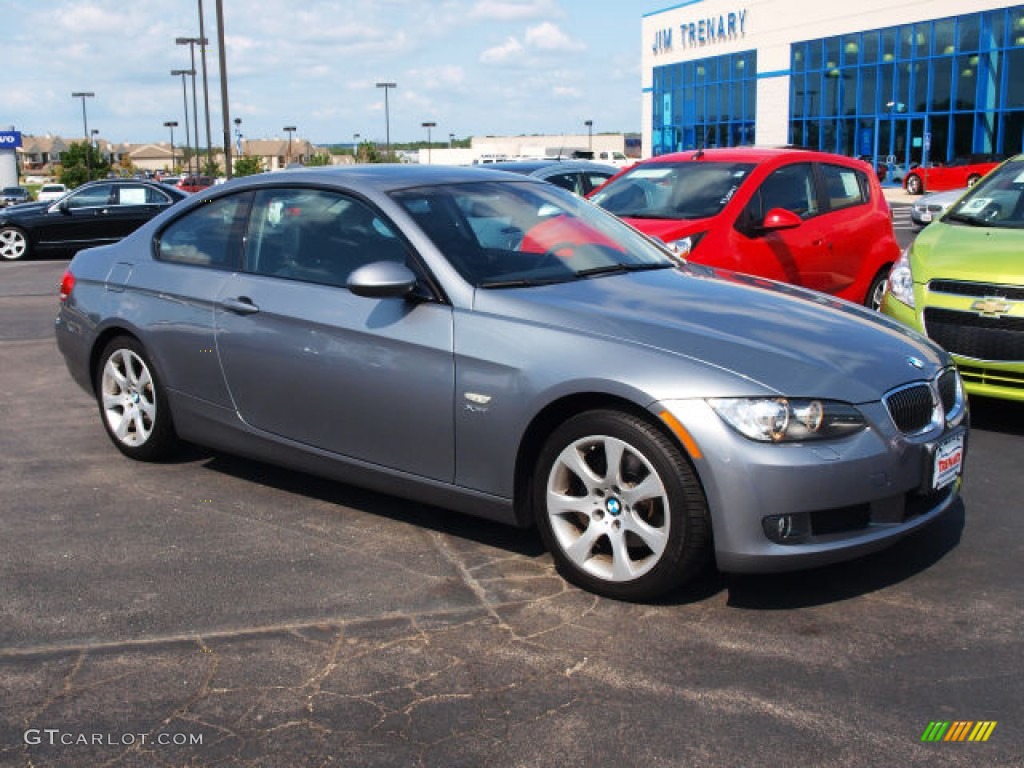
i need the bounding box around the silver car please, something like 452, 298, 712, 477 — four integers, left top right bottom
910, 188, 968, 229
55, 166, 968, 600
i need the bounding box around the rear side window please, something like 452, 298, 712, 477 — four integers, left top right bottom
115, 185, 173, 205
157, 194, 250, 268
544, 172, 584, 195
821, 164, 869, 211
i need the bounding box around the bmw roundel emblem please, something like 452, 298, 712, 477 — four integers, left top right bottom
606, 498, 622, 516
907, 356, 924, 370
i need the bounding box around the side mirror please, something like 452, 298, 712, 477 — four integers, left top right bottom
347, 261, 418, 298
761, 207, 802, 231
57, 201, 71, 214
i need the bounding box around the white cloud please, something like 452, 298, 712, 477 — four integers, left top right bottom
470, 0, 560, 22
524, 21, 584, 52
480, 37, 524, 63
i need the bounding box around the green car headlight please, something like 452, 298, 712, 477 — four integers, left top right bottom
887, 247, 916, 308
709, 397, 867, 442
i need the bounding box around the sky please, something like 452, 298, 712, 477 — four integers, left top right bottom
5, 0, 667, 148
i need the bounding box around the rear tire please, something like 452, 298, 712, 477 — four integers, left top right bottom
534, 409, 710, 600
906, 174, 923, 195
95, 336, 179, 461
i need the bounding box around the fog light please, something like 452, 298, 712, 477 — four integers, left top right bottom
762, 513, 810, 543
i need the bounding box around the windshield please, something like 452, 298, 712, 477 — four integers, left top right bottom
390, 180, 674, 288
945, 158, 1024, 229
590, 161, 755, 220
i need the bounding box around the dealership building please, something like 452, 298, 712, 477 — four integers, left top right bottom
641, 1, 1024, 167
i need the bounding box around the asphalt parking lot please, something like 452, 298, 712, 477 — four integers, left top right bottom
1, 254, 1021, 768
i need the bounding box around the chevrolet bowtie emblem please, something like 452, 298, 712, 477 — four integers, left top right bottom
970, 297, 1012, 317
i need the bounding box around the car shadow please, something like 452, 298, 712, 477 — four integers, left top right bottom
967, 395, 1024, 436
183, 445, 965, 609
195, 449, 547, 558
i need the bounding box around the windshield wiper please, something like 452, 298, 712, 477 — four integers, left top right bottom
478, 276, 571, 289
574, 263, 672, 278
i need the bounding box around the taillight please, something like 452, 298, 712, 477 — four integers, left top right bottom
58, 269, 75, 302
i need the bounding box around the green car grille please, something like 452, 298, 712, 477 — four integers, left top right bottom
924, 307, 1024, 362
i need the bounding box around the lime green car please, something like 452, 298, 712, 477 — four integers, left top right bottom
883, 155, 1024, 402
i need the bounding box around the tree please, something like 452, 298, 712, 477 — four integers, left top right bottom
59, 141, 110, 187
202, 157, 222, 177
233, 155, 265, 177
306, 153, 332, 167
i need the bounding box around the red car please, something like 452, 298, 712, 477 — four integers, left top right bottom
903, 154, 1004, 195
176, 175, 214, 194
589, 147, 899, 308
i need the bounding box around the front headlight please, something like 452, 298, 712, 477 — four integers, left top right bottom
887, 247, 916, 308
709, 398, 867, 442
665, 231, 707, 256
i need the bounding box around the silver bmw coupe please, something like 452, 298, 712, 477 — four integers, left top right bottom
56, 165, 967, 600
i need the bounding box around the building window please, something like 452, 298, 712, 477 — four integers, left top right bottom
652, 50, 757, 155
789, 7, 1024, 166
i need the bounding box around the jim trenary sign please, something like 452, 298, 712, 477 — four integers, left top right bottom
651, 8, 749, 54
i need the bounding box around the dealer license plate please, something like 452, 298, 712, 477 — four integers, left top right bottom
933, 432, 964, 490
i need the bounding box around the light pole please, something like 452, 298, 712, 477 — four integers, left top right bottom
171, 69, 195, 176
353, 133, 360, 161
164, 120, 179, 172
215, 0, 233, 179
195, 2, 214, 170
421, 121, 436, 164
449, 132, 455, 149
177, 37, 206, 175
233, 117, 242, 171
71, 91, 94, 178
584, 119, 593, 151
376, 81, 397, 162
283, 125, 296, 168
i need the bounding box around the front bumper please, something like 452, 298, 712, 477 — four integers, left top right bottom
656, 396, 966, 574
882, 291, 1024, 402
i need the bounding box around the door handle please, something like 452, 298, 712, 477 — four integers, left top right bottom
221, 296, 260, 315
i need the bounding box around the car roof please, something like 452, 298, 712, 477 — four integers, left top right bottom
221, 164, 542, 193
484, 159, 617, 174
639, 146, 864, 166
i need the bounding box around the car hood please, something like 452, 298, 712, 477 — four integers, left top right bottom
912, 221, 1024, 284
621, 216, 713, 242
473, 265, 947, 403
0, 201, 49, 219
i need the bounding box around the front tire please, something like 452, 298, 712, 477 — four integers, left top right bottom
0, 226, 29, 260
865, 267, 890, 311
95, 337, 178, 461
966, 173, 981, 188
906, 174, 923, 195
534, 410, 710, 600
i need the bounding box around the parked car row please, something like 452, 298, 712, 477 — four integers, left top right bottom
55, 164, 967, 600
5, 151, 1019, 409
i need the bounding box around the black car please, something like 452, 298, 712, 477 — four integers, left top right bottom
0, 186, 31, 208
0, 179, 187, 261
482, 159, 619, 196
